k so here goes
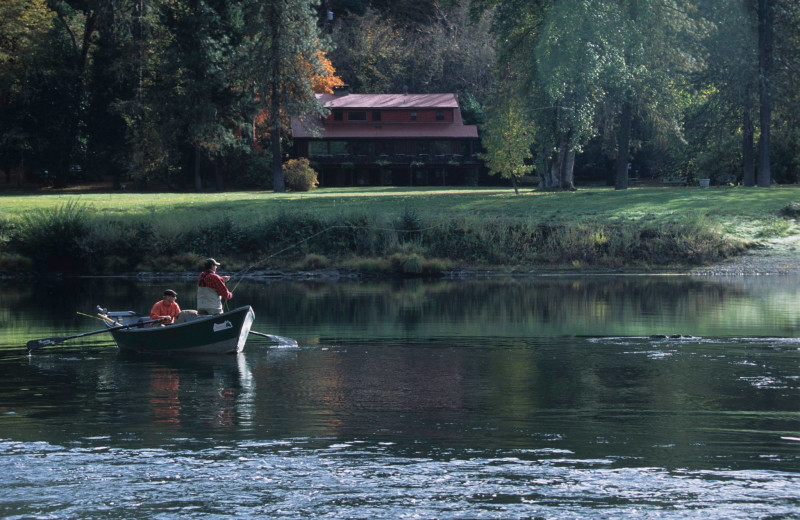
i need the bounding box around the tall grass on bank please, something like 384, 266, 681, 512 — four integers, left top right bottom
0, 202, 746, 275
11, 200, 90, 273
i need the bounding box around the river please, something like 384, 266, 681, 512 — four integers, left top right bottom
1, 275, 799, 518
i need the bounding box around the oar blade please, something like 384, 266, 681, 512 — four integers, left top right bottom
249, 330, 298, 347
26, 337, 64, 351
267, 334, 298, 347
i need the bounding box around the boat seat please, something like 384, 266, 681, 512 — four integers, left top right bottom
105, 310, 142, 327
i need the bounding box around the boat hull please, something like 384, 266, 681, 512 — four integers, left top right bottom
107, 306, 255, 355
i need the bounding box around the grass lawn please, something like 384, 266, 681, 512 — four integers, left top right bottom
2, 185, 798, 242
2, 185, 798, 275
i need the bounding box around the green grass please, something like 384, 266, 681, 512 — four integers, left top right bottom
1, 185, 798, 274
2, 185, 798, 220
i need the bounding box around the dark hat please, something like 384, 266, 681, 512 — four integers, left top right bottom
204, 258, 221, 268
163, 289, 177, 297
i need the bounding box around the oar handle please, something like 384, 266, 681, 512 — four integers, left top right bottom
27, 317, 167, 351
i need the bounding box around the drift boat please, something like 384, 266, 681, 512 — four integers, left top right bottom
99, 305, 255, 355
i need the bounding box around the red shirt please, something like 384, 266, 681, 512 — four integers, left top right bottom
198, 270, 233, 299
150, 300, 181, 323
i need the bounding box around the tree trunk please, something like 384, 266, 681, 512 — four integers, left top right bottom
614, 99, 632, 190
194, 146, 203, 191
270, 13, 285, 193
562, 150, 576, 191
17, 152, 25, 187
742, 108, 755, 186
54, 9, 98, 188
756, 0, 773, 187
543, 135, 569, 190
546, 153, 560, 188
127, 0, 143, 191
270, 109, 284, 192
511, 174, 519, 195
215, 163, 225, 191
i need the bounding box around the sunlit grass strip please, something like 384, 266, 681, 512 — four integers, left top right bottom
0, 186, 797, 274
0, 203, 750, 275
1, 185, 799, 221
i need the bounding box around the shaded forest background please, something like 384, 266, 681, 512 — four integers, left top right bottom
1, 0, 798, 192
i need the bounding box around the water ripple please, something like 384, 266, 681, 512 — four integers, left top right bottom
1, 439, 798, 519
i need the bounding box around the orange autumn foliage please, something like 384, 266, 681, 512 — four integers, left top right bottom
253, 49, 341, 147
310, 49, 342, 94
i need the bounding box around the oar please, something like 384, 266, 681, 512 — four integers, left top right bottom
27, 318, 166, 351
249, 330, 298, 346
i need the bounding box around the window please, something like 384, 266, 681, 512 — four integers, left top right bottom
411, 112, 417, 121
348, 111, 367, 121
372, 111, 381, 121
309, 142, 329, 155
333, 110, 343, 121
435, 111, 445, 121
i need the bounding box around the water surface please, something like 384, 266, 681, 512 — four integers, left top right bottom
1, 276, 799, 518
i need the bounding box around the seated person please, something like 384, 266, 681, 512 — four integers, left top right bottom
150, 289, 184, 325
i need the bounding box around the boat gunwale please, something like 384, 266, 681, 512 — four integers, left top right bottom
105, 305, 254, 334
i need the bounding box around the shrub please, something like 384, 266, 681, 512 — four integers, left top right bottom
778, 202, 800, 219
293, 253, 330, 270
0, 253, 33, 273
283, 158, 319, 192
137, 253, 204, 272
396, 207, 423, 243
14, 200, 89, 273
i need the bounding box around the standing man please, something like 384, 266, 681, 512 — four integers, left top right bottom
197, 258, 233, 315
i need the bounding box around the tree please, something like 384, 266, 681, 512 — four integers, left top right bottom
756, 0, 774, 187
249, 0, 333, 192
45, 1, 100, 188
480, 83, 534, 194
591, 1, 700, 190
0, 0, 54, 185
686, 0, 799, 187
158, 0, 257, 191
329, 9, 410, 93
0, 0, 99, 188
685, 1, 757, 186
86, 0, 143, 188
329, 1, 496, 102
477, 0, 702, 190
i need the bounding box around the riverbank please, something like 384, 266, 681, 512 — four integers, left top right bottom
690, 233, 800, 276
1, 186, 798, 277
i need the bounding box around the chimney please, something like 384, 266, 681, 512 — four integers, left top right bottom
333, 84, 350, 96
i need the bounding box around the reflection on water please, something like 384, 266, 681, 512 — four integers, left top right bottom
1, 276, 799, 518
2, 275, 800, 349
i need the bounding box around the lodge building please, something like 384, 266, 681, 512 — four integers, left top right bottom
290, 86, 480, 187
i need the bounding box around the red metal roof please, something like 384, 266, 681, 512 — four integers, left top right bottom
317, 92, 460, 109
291, 92, 478, 140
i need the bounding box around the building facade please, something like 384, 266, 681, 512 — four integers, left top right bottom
290, 87, 480, 187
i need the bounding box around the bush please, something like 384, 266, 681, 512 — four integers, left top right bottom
283, 158, 319, 192
0, 253, 33, 273
778, 202, 800, 219
396, 207, 423, 243
14, 200, 89, 273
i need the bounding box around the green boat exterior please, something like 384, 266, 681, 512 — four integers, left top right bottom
101, 306, 255, 354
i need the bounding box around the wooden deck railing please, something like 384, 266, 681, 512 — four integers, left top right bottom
307, 153, 479, 165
